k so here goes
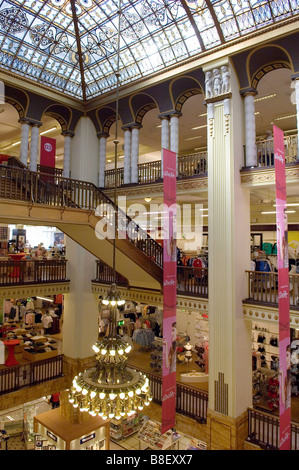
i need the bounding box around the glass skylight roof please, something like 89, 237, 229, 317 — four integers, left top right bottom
0, 0, 298, 100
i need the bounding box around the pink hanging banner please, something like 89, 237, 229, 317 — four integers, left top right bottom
273, 125, 291, 450
162, 148, 177, 435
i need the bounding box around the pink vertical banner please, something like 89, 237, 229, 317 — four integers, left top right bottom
162, 148, 177, 435
274, 125, 291, 450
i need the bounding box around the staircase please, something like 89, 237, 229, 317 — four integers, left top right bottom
0, 164, 163, 290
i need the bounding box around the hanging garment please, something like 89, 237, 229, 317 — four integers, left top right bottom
262, 242, 273, 255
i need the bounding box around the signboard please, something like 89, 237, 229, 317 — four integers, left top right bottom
162, 148, 177, 435
273, 124, 291, 450
40, 136, 56, 168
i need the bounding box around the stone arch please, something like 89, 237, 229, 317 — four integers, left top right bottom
169, 75, 203, 113
96, 106, 119, 135
43, 103, 72, 133
128, 92, 158, 126
4, 84, 29, 120
247, 44, 293, 90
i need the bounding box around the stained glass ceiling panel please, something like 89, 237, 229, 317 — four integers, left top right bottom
0, 0, 297, 101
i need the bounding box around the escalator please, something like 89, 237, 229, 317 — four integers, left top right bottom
0, 164, 163, 290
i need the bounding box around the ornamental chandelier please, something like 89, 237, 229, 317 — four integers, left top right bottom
68, 0, 151, 420
68, 305, 152, 420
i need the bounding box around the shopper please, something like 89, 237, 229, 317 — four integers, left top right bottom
50, 392, 60, 409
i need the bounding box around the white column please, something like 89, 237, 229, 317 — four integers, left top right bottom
71, 117, 99, 185
123, 128, 131, 185
98, 134, 107, 188
63, 134, 72, 179
170, 114, 179, 175
294, 78, 299, 160
19, 120, 30, 166
205, 63, 252, 421
29, 124, 40, 172
131, 126, 139, 184
63, 237, 99, 359
160, 116, 169, 175
244, 92, 257, 167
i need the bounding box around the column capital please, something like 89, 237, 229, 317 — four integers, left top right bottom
18, 118, 42, 127
240, 87, 258, 97
121, 123, 142, 130
61, 130, 75, 138
169, 111, 182, 119
97, 131, 109, 138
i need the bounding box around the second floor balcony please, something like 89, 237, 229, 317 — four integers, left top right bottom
0, 259, 68, 286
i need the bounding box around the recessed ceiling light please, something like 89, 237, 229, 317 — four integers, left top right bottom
254, 93, 277, 102
144, 197, 152, 203
261, 210, 296, 214
185, 136, 202, 141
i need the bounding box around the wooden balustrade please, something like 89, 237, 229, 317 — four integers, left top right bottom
248, 408, 299, 450
0, 259, 68, 286
93, 261, 208, 298
178, 152, 207, 178
246, 270, 299, 308
177, 266, 208, 298
0, 355, 64, 395
0, 165, 163, 270
93, 260, 128, 286
104, 151, 208, 188
37, 164, 63, 177
254, 134, 298, 168
133, 367, 208, 424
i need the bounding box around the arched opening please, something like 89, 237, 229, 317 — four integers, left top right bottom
0, 102, 23, 161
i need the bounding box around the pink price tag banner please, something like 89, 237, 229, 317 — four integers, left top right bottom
162, 148, 177, 435
273, 125, 291, 450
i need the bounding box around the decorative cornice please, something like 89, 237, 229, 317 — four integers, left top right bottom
241, 164, 299, 186
243, 302, 299, 329
91, 282, 209, 311
0, 282, 70, 299
103, 176, 208, 198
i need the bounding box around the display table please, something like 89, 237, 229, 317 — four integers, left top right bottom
22, 349, 58, 362
3, 339, 21, 366
7, 253, 26, 261
180, 372, 209, 383
137, 419, 183, 450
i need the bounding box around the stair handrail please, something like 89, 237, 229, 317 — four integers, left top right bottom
0, 164, 163, 268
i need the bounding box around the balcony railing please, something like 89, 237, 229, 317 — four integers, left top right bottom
133, 366, 208, 424
93, 261, 209, 298
177, 266, 208, 298
0, 165, 163, 271
0, 354, 64, 395
246, 270, 299, 308
93, 260, 128, 286
104, 151, 207, 188
0, 259, 68, 286
244, 133, 298, 168
248, 408, 299, 450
